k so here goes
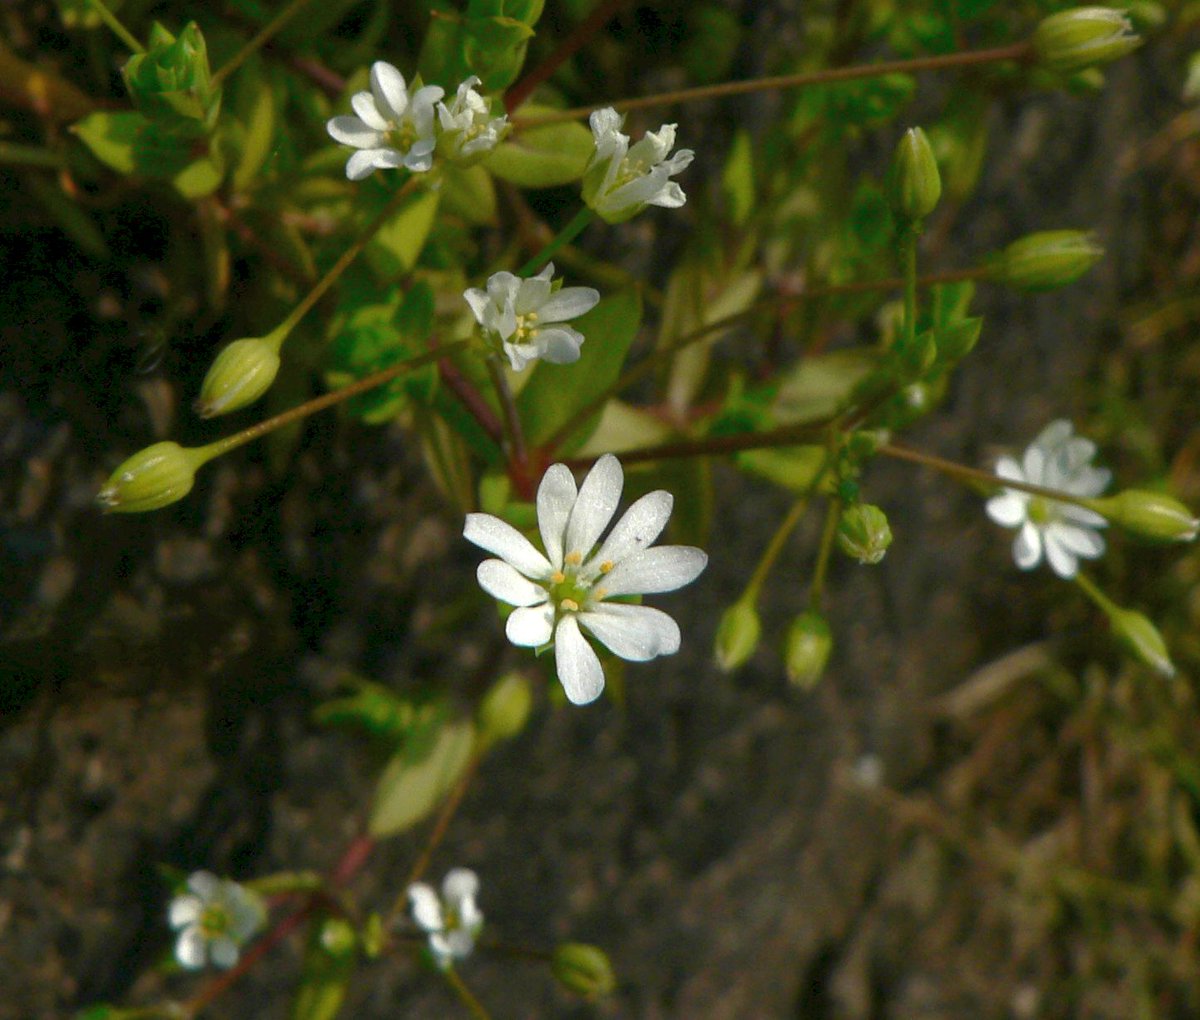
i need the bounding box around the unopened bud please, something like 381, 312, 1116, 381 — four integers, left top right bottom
715, 599, 761, 672
477, 673, 533, 749
988, 231, 1104, 291
552, 943, 616, 999
318, 917, 357, 957
1087, 489, 1199, 543
1033, 7, 1141, 74
887, 127, 942, 223
1110, 606, 1175, 678
96, 441, 204, 513
196, 337, 281, 418
785, 611, 832, 689
837, 503, 893, 565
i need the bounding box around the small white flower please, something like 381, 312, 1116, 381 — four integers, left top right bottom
464, 263, 600, 372
581, 107, 695, 224
168, 871, 266, 970
407, 868, 484, 969
326, 62, 444, 180
986, 419, 1112, 579
464, 454, 708, 705
436, 76, 509, 163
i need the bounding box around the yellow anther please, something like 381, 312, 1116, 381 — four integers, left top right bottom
593, 588, 607, 601
599, 560, 614, 573
565, 551, 582, 565
561, 598, 579, 612
551, 571, 566, 584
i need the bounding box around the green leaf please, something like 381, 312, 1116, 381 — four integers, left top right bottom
313, 673, 429, 744
420, 0, 546, 93
772, 350, 876, 425
172, 152, 223, 199
369, 719, 476, 838
72, 111, 145, 175
576, 400, 672, 457
484, 111, 593, 187
440, 163, 497, 224
366, 188, 440, 278
721, 129, 755, 227
123, 21, 219, 128
230, 58, 278, 191
516, 289, 642, 452
736, 446, 829, 493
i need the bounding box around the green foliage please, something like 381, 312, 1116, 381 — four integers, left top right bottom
369, 718, 476, 837
292, 918, 357, 1020
419, 0, 545, 92
484, 111, 594, 186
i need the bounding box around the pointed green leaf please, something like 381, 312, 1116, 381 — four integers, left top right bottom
484, 112, 593, 188
369, 719, 476, 838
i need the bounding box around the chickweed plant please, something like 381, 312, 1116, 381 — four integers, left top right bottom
13, 0, 1197, 1014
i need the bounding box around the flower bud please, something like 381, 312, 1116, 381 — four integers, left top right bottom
552, 943, 616, 999
1109, 606, 1175, 678
715, 598, 761, 672
96, 441, 204, 513
988, 231, 1104, 291
1033, 7, 1141, 74
837, 503, 893, 565
887, 127, 942, 223
476, 673, 533, 749
123, 21, 219, 126
195, 337, 281, 418
785, 611, 832, 690
1087, 489, 1199, 543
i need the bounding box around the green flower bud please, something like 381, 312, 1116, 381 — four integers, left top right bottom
785, 611, 832, 690
476, 673, 533, 749
96, 441, 205, 514
195, 337, 281, 418
887, 127, 942, 223
318, 917, 357, 957
715, 599, 761, 672
988, 231, 1104, 291
837, 503, 893, 565
1110, 606, 1175, 678
897, 328, 937, 378
123, 22, 219, 126
1033, 7, 1141, 74
552, 943, 616, 999
1087, 489, 1200, 543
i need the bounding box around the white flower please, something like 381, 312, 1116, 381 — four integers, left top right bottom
408, 868, 484, 969
326, 62, 444, 180
464, 263, 600, 372
464, 454, 708, 705
436, 76, 509, 163
581, 107, 695, 224
986, 419, 1111, 578
168, 871, 266, 970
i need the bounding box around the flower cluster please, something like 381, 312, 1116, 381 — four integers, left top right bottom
581, 107, 694, 223
464, 263, 600, 371
408, 868, 484, 969
326, 63, 508, 180
986, 419, 1111, 579
465, 454, 707, 705
168, 871, 266, 970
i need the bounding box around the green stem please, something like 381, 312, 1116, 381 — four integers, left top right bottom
486, 354, 528, 471
515, 42, 1032, 126
87, 0, 144, 53
210, 0, 322, 89
1072, 570, 1117, 615
443, 966, 492, 1020
809, 497, 842, 611
901, 226, 918, 353
743, 494, 815, 604
0, 142, 63, 169
516, 206, 595, 277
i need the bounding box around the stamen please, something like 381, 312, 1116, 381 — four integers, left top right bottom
565, 551, 582, 565
560, 598, 579, 612
551, 571, 566, 584
599, 560, 614, 573
593, 588, 607, 600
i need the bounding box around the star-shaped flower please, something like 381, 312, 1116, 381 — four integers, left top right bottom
407, 868, 484, 970
168, 871, 266, 970
436, 75, 509, 163
986, 419, 1111, 578
464, 454, 708, 705
464, 263, 600, 372
581, 107, 694, 224
326, 62, 444, 180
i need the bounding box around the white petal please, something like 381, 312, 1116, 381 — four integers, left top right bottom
1013, 521, 1042, 570
537, 463, 577, 567
506, 605, 555, 647
169, 894, 202, 929
647, 181, 687, 208
579, 603, 680, 661
370, 62, 410, 121
1059, 502, 1107, 528
477, 559, 548, 606
995, 456, 1025, 483
589, 490, 673, 568
403, 142, 435, 173
600, 546, 708, 596
209, 937, 241, 970
554, 616, 606, 705
350, 92, 390, 131
187, 871, 220, 899
442, 868, 479, 908
534, 327, 584, 364
464, 513, 551, 578
345, 148, 399, 181
326, 116, 382, 148
175, 927, 207, 969
564, 454, 623, 559
503, 340, 536, 371
539, 287, 600, 323
515, 272, 553, 315
463, 287, 490, 326
986, 492, 1027, 528
1047, 521, 1105, 559
589, 107, 624, 141
408, 883, 443, 933
1043, 531, 1078, 578
1023, 444, 1048, 485
442, 928, 477, 960
1034, 419, 1073, 451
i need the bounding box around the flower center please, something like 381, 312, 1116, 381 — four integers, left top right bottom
198, 902, 231, 939
547, 552, 613, 613
387, 119, 419, 153
1028, 495, 1055, 526
511, 311, 539, 346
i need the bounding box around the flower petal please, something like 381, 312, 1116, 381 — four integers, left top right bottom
464, 513, 551, 578
599, 546, 707, 596
579, 603, 680, 661
564, 454, 623, 559
537, 464, 577, 567
169, 894, 202, 929
647, 181, 687, 208
515, 272, 553, 315
506, 604, 555, 647
408, 883, 443, 933
370, 62, 409, 121
345, 148, 401, 181
1043, 531, 1078, 578
442, 868, 479, 908
477, 559, 548, 607
533, 327, 584, 364
994, 456, 1025, 483
187, 871, 220, 899
539, 286, 600, 323
554, 616, 606, 705
326, 116, 383, 148
175, 927, 207, 969
986, 492, 1027, 528
1047, 521, 1105, 559
1013, 521, 1042, 570
350, 92, 390, 131
589, 490, 673, 568
209, 936, 241, 970
463, 287, 490, 326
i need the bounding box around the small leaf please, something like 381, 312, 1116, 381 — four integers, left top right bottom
484, 111, 593, 187
231, 58, 278, 191
440, 163, 497, 224
772, 350, 876, 425
366, 188, 440, 278
721, 129, 755, 227
369, 719, 476, 838
737, 446, 830, 494
72, 111, 145, 175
